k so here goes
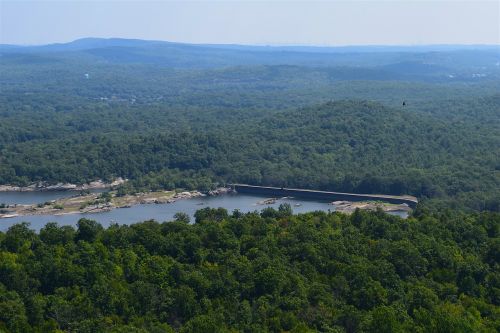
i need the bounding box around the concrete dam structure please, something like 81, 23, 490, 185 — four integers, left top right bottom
230, 184, 418, 209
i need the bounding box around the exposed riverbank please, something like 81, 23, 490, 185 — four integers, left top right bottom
253, 197, 411, 215
331, 200, 412, 214
0, 185, 411, 220
0, 189, 205, 219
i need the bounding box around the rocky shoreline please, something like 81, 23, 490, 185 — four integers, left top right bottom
0, 187, 411, 219
251, 196, 411, 216
0, 187, 232, 219
0, 178, 127, 192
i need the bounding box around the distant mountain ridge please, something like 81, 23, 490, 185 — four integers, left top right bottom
1, 37, 499, 79
2, 37, 499, 53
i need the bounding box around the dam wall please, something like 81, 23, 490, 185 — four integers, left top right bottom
231, 184, 418, 209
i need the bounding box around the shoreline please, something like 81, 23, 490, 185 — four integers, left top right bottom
0, 187, 234, 219
231, 184, 418, 209
0, 189, 214, 219
0, 186, 411, 220
331, 200, 412, 215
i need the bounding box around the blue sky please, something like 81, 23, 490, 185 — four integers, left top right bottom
1, 1, 499, 46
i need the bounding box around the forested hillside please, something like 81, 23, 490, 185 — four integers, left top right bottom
0, 39, 499, 212
0, 209, 498, 332
1, 100, 498, 211
2, 1, 500, 330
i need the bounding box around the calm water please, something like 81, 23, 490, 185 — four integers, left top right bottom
0, 192, 407, 231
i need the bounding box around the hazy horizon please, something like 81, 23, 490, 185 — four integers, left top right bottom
1, 1, 499, 46
2, 36, 500, 48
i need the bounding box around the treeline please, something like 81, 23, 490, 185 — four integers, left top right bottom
0, 209, 498, 332
1, 100, 498, 211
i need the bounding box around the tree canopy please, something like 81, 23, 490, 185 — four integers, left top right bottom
0, 209, 498, 332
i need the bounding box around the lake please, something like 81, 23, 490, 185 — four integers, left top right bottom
0, 192, 408, 231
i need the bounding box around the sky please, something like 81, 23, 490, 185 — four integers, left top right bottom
1, 0, 499, 46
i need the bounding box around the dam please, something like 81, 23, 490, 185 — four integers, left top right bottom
230, 184, 418, 209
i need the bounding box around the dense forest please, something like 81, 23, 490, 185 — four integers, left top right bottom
0, 208, 499, 332
1, 96, 498, 211
1, 37, 500, 333
0, 42, 499, 204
